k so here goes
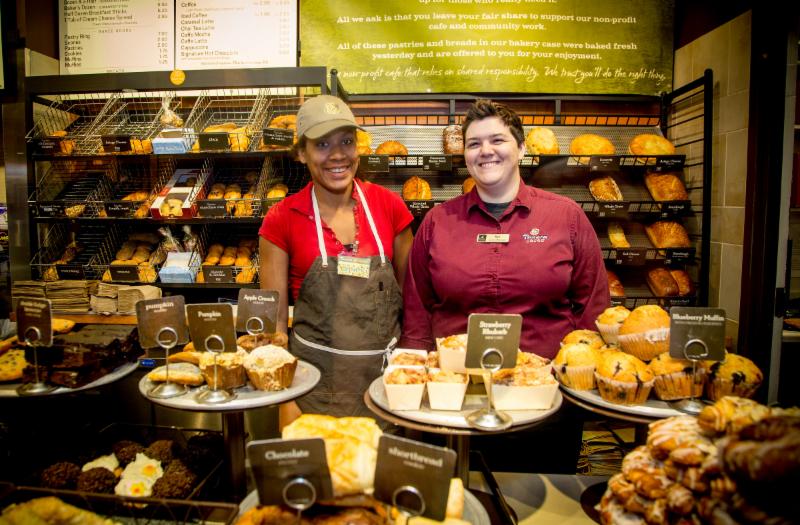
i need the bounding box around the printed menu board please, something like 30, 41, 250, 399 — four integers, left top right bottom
300, 0, 674, 95
59, 0, 174, 74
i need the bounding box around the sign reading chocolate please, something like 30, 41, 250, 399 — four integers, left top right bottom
17, 298, 54, 346
374, 435, 456, 521
669, 306, 726, 362
186, 303, 237, 352
465, 313, 521, 370
236, 289, 279, 334
247, 438, 333, 507
300, 0, 673, 95
136, 296, 189, 349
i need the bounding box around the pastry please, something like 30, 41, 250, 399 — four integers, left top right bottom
391, 351, 427, 366
595, 305, 631, 345
697, 396, 773, 435
2, 496, 116, 524
645, 221, 691, 248
607, 269, 625, 297
375, 140, 408, 155
267, 183, 289, 199
553, 342, 599, 390
608, 222, 630, 248
356, 130, 372, 155
268, 114, 297, 129
561, 329, 605, 350
645, 171, 688, 201
402, 176, 432, 200
0, 349, 26, 382
617, 305, 671, 362
589, 176, 624, 201
628, 134, 676, 156
702, 353, 763, 400
647, 267, 680, 297
147, 362, 204, 386
198, 351, 246, 390
570, 133, 615, 159
648, 351, 705, 400
670, 269, 694, 296
595, 350, 654, 405
524, 127, 560, 155
243, 345, 297, 391
443, 124, 464, 154
462, 177, 476, 194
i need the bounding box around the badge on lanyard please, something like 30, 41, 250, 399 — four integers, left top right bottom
476, 233, 510, 244
337, 255, 371, 279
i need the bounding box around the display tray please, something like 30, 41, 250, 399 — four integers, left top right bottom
239, 487, 491, 525
0, 361, 139, 398
367, 377, 562, 429
0, 482, 239, 525
138, 360, 320, 411
561, 385, 686, 419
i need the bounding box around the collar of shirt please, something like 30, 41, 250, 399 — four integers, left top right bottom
287, 181, 364, 220
465, 179, 534, 219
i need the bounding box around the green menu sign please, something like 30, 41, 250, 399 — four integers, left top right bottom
300, 0, 673, 95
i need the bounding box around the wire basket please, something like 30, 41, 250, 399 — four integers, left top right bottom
195, 158, 269, 219
193, 225, 259, 285
27, 93, 124, 155
184, 89, 272, 153
90, 224, 167, 284
29, 158, 118, 219
30, 223, 109, 281
258, 155, 309, 213
93, 157, 171, 219
253, 87, 323, 152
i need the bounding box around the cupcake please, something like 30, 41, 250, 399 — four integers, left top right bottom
553, 343, 599, 390
561, 329, 605, 350
595, 306, 631, 345
648, 352, 705, 400
703, 353, 763, 401
243, 345, 298, 391
595, 350, 654, 405
617, 305, 670, 361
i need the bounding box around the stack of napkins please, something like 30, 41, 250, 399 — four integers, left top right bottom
117, 285, 161, 314
45, 280, 92, 313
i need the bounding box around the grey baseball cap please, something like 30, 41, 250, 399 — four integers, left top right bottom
296, 95, 362, 140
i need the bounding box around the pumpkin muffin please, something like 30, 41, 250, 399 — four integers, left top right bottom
595, 350, 654, 405
617, 305, 671, 361
648, 351, 705, 400
553, 343, 599, 390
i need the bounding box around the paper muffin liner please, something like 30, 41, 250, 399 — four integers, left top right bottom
617, 328, 670, 362
554, 364, 596, 390
246, 359, 297, 391
595, 321, 622, 345
594, 373, 654, 405
200, 363, 247, 390
652, 369, 705, 400
705, 376, 761, 401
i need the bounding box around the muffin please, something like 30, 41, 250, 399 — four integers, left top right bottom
595, 351, 654, 405
595, 306, 631, 345
553, 343, 599, 390
561, 329, 605, 350
703, 353, 763, 401
617, 305, 670, 361
243, 345, 298, 391
648, 351, 705, 400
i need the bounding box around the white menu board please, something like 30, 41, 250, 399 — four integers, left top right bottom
60, 0, 174, 74
176, 0, 297, 70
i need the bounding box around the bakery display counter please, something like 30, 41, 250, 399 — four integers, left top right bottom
0, 361, 139, 398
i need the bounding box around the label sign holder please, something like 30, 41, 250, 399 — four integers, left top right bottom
464, 313, 521, 431
16, 298, 57, 395
236, 289, 278, 334
668, 307, 726, 414
195, 333, 235, 404
148, 327, 187, 399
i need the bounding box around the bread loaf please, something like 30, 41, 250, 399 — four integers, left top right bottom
628, 134, 676, 156
443, 125, 463, 154
402, 176, 432, 200
647, 267, 679, 296
525, 127, 559, 155
645, 221, 691, 248
645, 172, 688, 201
589, 176, 623, 201
375, 140, 408, 155
607, 270, 625, 297
608, 222, 630, 248
669, 269, 694, 296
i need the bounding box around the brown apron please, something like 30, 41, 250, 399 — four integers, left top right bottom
291, 180, 402, 418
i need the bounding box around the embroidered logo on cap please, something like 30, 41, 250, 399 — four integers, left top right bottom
324, 102, 341, 115
522, 227, 549, 243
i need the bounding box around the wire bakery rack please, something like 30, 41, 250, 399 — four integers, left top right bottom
30, 223, 109, 281
29, 158, 118, 219
193, 225, 259, 285
184, 89, 272, 153
94, 157, 171, 219
255, 87, 323, 152
195, 157, 269, 219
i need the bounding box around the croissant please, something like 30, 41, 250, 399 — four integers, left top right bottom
697, 396, 772, 435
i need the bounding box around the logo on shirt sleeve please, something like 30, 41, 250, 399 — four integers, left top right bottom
522, 227, 549, 243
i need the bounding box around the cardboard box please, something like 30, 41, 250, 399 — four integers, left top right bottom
150, 168, 208, 219
158, 251, 201, 283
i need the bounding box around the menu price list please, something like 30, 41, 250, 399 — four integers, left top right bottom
60, 0, 174, 74
176, 0, 297, 70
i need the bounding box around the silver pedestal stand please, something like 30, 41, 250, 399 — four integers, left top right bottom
148, 327, 188, 399
196, 334, 235, 404
466, 349, 513, 431
670, 338, 708, 415
16, 326, 57, 395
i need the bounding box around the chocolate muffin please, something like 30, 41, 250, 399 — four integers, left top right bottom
76, 467, 117, 493
111, 439, 141, 457
116, 443, 146, 466
144, 439, 175, 463
152, 460, 198, 499
181, 433, 222, 473
40, 461, 81, 489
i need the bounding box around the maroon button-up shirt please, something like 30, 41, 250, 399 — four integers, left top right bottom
400, 182, 609, 359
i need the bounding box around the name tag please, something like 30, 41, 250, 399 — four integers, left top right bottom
337, 255, 371, 279
476, 233, 510, 244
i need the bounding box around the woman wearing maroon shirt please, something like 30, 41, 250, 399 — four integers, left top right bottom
259, 95, 413, 422
400, 99, 609, 359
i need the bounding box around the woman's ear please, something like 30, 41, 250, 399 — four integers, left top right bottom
518, 142, 526, 160
297, 146, 308, 165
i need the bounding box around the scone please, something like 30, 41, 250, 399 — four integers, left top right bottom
617, 305, 671, 362
570, 133, 615, 160
553, 342, 599, 390
644, 171, 688, 201
595, 350, 654, 405
589, 176, 623, 201
402, 176, 432, 200
561, 329, 605, 350
648, 351, 705, 400
595, 305, 631, 345
628, 134, 676, 156
702, 353, 763, 401
524, 127, 559, 155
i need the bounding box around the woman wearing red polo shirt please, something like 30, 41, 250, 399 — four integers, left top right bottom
400, 99, 609, 358
259, 95, 413, 420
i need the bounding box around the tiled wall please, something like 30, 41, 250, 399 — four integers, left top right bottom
673, 11, 751, 349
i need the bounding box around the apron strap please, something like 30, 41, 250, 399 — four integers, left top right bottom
311, 187, 329, 267
353, 180, 387, 265
293, 330, 396, 356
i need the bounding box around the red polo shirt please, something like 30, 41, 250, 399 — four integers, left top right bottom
259, 181, 414, 301
400, 182, 609, 359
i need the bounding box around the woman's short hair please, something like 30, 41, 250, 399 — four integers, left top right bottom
462, 99, 525, 146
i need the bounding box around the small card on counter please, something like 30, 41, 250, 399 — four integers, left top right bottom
17, 298, 53, 346
199, 132, 229, 151
361, 155, 389, 173
374, 435, 456, 521
33, 137, 63, 155
104, 201, 138, 217
597, 202, 630, 219
186, 303, 237, 352
56, 265, 86, 280
465, 313, 521, 370
262, 128, 294, 147
612, 249, 646, 266
589, 156, 620, 171
202, 266, 234, 284
669, 307, 726, 361
101, 134, 132, 153
135, 296, 189, 349
237, 289, 278, 333
197, 200, 227, 218
109, 265, 140, 282
247, 438, 333, 506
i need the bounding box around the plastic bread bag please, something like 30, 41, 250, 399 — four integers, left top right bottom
182, 224, 198, 253
158, 226, 183, 253
160, 96, 184, 128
